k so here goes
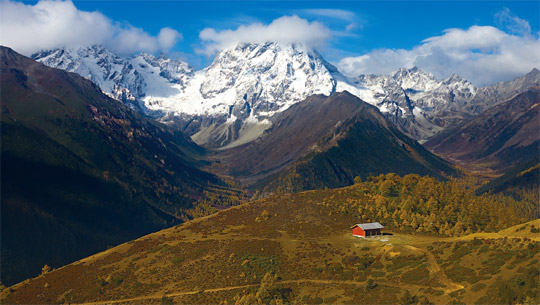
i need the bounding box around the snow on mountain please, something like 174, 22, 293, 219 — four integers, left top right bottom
353, 67, 478, 140
34, 43, 352, 147
32, 43, 536, 148
184, 43, 343, 146
32, 45, 193, 114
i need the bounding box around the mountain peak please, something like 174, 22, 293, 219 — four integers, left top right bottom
232, 41, 313, 51
526, 67, 540, 79
401, 66, 431, 78
446, 73, 463, 81
199, 40, 337, 116
212, 42, 319, 66
389, 66, 439, 92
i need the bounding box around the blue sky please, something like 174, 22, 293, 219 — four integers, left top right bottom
71, 1, 540, 66
1, 1, 539, 84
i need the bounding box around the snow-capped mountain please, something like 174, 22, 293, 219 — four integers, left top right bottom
32, 44, 539, 148
355, 68, 478, 140
34, 43, 363, 147
169, 43, 344, 147
32, 45, 193, 114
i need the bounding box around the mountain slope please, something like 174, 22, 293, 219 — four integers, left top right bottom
476, 157, 539, 215
2, 175, 537, 305
0, 46, 239, 286
425, 87, 540, 173
216, 91, 456, 194
470, 68, 540, 113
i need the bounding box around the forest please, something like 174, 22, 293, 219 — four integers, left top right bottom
319, 173, 538, 236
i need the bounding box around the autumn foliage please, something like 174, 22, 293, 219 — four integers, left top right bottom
320, 173, 536, 236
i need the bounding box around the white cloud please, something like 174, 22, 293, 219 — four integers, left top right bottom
302, 9, 356, 21
158, 27, 182, 50
345, 23, 357, 32
495, 7, 532, 37
0, 0, 182, 55
338, 24, 540, 85
198, 15, 331, 55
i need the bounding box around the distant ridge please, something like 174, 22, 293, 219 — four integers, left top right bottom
425, 87, 540, 174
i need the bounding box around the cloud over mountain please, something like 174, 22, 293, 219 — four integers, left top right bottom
0, 0, 182, 55
338, 20, 540, 86
301, 9, 356, 22
198, 15, 331, 55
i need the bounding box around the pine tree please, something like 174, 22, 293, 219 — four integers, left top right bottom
41, 264, 51, 275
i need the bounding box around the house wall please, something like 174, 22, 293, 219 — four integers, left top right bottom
352, 226, 365, 237
365, 229, 381, 236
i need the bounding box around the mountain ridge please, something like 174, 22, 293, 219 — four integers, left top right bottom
31, 43, 538, 148
214, 91, 457, 194
424, 87, 540, 174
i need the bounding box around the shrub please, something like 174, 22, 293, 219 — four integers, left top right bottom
324, 296, 338, 304
171, 257, 184, 265
401, 265, 430, 284
471, 282, 486, 292
399, 290, 418, 305
41, 264, 51, 275
494, 282, 517, 304
371, 271, 385, 278
366, 278, 377, 289
342, 255, 360, 266
341, 270, 354, 280
356, 256, 375, 270
446, 265, 476, 283
355, 272, 368, 282
111, 276, 124, 286
161, 295, 174, 305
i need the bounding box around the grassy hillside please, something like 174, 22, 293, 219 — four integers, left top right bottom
0, 46, 243, 286
2, 175, 537, 304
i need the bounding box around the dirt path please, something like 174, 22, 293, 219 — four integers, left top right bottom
404, 245, 464, 294
75, 278, 439, 305
76, 243, 465, 305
